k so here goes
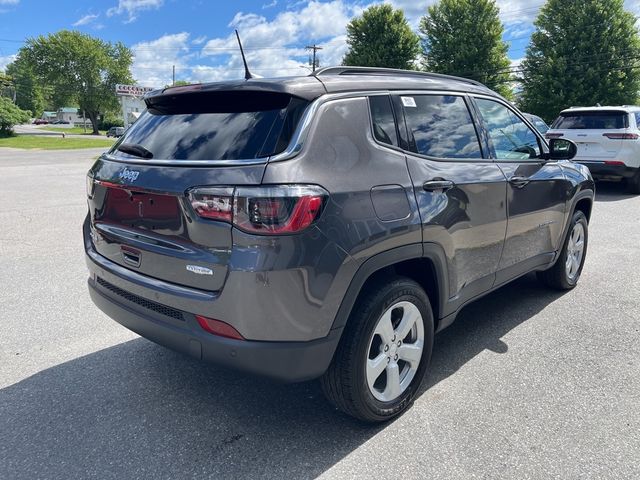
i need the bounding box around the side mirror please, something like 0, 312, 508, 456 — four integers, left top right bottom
548, 138, 577, 160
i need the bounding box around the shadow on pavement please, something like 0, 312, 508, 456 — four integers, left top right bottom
594, 181, 636, 202
0, 274, 564, 479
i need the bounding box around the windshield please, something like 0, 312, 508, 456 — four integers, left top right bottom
110, 92, 308, 161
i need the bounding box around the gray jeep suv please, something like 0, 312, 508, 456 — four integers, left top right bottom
84, 67, 594, 422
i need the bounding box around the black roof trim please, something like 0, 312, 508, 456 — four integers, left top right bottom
313, 66, 485, 88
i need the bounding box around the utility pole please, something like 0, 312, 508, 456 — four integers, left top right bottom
172, 65, 175, 86
305, 44, 323, 73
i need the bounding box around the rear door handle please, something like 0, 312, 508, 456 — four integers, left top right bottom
509, 176, 530, 188
423, 179, 455, 191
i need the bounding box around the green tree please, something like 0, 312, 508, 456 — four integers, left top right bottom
5, 58, 45, 117
520, 0, 640, 121
167, 80, 192, 87
420, 0, 513, 98
0, 96, 31, 136
20, 30, 133, 134
343, 4, 420, 69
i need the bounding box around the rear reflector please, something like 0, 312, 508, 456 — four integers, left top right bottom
195, 315, 245, 340
545, 133, 564, 139
604, 160, 626, 166
603, 133, 639, 140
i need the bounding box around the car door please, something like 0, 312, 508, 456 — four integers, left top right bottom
394, 93, 508, 305
471, 96, 570, 283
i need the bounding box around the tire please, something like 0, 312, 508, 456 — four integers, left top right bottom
320, 276, 434, 423
537, 210, 588, 290
627, 169, 640, 195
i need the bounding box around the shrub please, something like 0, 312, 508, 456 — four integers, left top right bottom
98, 114, 124, 131
0, 96, 31, 136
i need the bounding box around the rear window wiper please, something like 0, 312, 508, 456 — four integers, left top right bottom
117, 143, 154, 159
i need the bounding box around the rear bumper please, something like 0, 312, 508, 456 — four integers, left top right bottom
575, 161, 637, 181
88, 276, 341, 382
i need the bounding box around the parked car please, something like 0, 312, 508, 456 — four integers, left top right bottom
84, 67, 594, 422
106, 127, 125, 138
523, 113, 550, 134
32, 119, 48, 125
51, 120, 71, 125
547, 105, 640, 193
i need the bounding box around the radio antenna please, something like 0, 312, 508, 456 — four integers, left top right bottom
235, 29, 252, 80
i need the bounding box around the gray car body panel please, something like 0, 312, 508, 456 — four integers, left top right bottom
85, 71, 594, 381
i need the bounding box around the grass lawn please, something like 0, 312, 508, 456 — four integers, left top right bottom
0, 135, 115, 150
37, 126, 108, 135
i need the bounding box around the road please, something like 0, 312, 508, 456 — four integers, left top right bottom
0, 148, 638, 479
13, 123, 108, 139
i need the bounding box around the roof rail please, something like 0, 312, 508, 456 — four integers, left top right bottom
312, 66, 485, 87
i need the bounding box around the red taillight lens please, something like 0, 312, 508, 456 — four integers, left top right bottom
604, 160, 625, 166
195, 315, 244, 340
603, 133, 639, 140
545, 133, 564, 139
188, 185, 327, 235
188, 187, 234, 222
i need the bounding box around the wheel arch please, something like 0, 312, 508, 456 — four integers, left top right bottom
330, 243, 448, 334
574, 196, 593, 222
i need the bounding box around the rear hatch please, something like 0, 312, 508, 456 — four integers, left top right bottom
548, 109, 629, 160
87, 89, 309, 292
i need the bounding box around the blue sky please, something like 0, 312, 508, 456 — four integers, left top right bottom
0, 0, 638, 87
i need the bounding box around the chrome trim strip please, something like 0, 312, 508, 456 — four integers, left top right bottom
101, 88, 504, 167
100, 152, 269, 167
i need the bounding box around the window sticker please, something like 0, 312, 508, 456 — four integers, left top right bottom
401, 96, 417, 108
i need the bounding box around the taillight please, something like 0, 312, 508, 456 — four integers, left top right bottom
545, 133, 564, 139
603, 133, 639, 140
234, 186, 326, 234
188, 187, 234, 222
604, 160, 625, 166
187, 185, 327, 235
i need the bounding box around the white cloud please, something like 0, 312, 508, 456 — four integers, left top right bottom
131, 32, 192, 87
130, 0, 640, 87
107, 0, 163, 23
0, 0, 19, 4
197, 0, 357, 81
73, 13, 99, 26
262, 0, 278, 9
0, 54, 16, 71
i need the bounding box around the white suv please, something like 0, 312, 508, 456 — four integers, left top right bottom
546, 106, 640, 193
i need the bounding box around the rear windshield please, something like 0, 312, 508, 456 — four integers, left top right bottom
552, 111, 628, 130
110, 91, 308, 161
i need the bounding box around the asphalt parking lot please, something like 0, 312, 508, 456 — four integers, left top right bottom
1, 148, 639, 479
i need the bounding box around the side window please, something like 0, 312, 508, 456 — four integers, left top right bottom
635, 113, 640, 129
399, 94, 482, 159
369, 96, 398, 147
475, 98, 541, 160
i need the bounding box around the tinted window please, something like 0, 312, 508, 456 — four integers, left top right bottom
475, 98, 540, 160
635, 113, 640, 128
552, 111, 628, 130
400, 95, 482, 159
111, 93, 307, 161
369, 96, 398, 146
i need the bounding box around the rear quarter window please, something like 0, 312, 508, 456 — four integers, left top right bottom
369, 96, 398, 147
